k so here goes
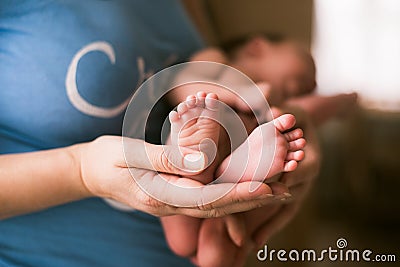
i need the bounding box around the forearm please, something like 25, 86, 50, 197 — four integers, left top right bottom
0, 144, 90, 219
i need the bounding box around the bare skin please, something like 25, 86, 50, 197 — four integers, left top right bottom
0, 136, 284, 220
192, 107, 320, 267
162, 92, 221, 256
169, 91, 221, 183
170, 38, 358, 128
162, 92, 306, 258
216, 113, 306, 183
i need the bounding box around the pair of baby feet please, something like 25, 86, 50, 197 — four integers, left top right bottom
169, 91, 306, 184
162, 91, 306, 259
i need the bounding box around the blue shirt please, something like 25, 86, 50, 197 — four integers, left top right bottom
0, 1, 203, 266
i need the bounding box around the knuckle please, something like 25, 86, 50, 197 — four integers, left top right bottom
195, 199, 207, 211
160, 148, 178, 173
148, 149, 163, 171
195, 197, 218, 218
137, 191, 162, 212
149, 147, 171, 173
206, 208, 221, 218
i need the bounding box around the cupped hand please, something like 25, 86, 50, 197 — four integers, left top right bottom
190, 182, 291, 267
77, 135, 279, 218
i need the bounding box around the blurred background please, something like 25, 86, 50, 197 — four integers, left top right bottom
183, 0, 400, 266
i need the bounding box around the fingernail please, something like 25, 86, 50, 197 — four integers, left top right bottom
274, 193, 292, 200
283, 193, 292, 198
280, 193, 293, 201
184, 153, 206, 171
257, 193, 274, 200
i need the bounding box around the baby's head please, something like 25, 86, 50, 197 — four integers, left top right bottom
223, 34, 316, 99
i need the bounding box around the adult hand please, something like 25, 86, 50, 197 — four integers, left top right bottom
77, 135, 280, 218
190, 182, 291, 267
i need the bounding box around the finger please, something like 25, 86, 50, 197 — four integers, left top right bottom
225, 213, 246, 247
175, 181, 290, 218
197, 218, 238, 267
178, 196, 276, 218
135, 171, 291, 218
124, 138, 207, 175
176, 195, 277, 218
232, 241, 254, 267
268, 182, 291, 198
130, 169, 279, 217
196, 181, 274, 212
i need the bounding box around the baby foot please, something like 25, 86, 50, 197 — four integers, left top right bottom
216, 114, 306, 183
169, 92, 220, 184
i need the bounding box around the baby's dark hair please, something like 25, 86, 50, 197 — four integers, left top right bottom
220, 33, 286, 58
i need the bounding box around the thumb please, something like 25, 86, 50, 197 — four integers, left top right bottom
124, 139, 207, 175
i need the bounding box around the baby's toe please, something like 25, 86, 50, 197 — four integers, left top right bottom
283, 160, 298, 172
205, 93, 219, 111
185, 95, 196, 108
177, 102, 188, 115
196, 91, 207, 107
284, 128, 303, 142
169, 110, 179, 123
273, 114, 296, 133
288, 138, 306, 151
286, 150, 305, 161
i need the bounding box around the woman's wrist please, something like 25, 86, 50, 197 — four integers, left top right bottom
66, 143, 94, 199
0, 143, 95, 219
